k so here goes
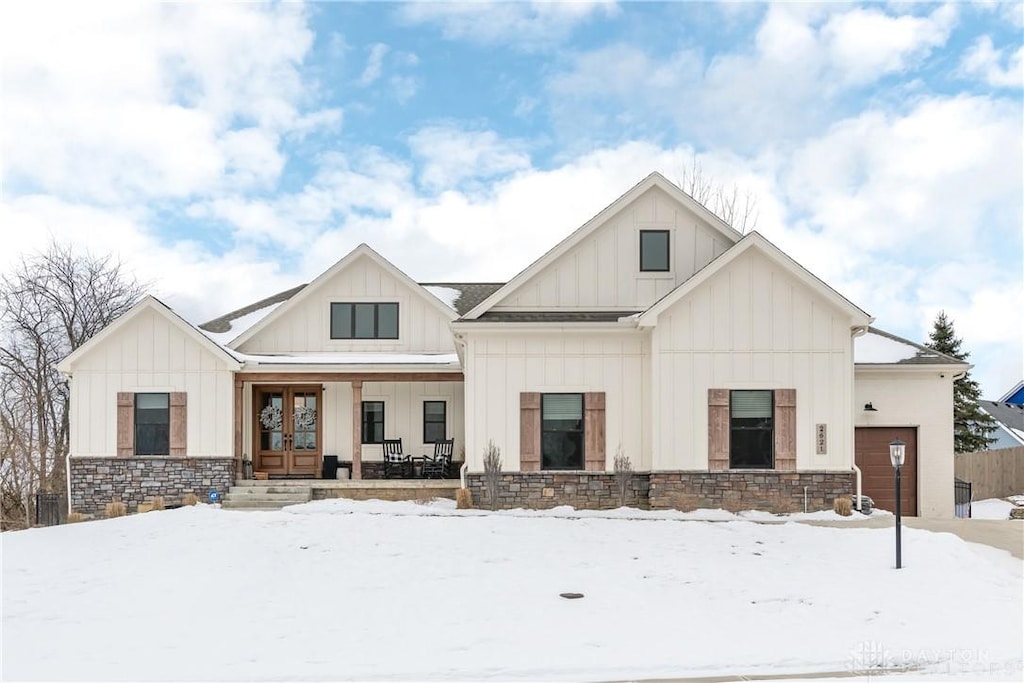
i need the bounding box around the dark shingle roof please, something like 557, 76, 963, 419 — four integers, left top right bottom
419, 282, 505, 316
979, 400, 1024, 431
464, 311, 641, 323
199, 284, 307, 333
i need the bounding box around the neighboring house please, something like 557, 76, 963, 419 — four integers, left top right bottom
58, 173, 968, 518
998, 381, 1024, 407
978, 398, 1024, 449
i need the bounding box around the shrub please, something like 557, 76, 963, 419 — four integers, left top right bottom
105, 501, 127, 518
482, 440, 502, 511
833, 497, 853, 516
149, 496, 165, 511
613, 445, 633, 507
182, 493, 199, 506
66, 512, 87, 524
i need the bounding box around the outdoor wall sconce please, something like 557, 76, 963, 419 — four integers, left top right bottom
864, 403, 878, 411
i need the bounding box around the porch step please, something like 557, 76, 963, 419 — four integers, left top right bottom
221, 485, 312, 510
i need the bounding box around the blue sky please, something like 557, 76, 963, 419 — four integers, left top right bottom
2, 1, 1022, 397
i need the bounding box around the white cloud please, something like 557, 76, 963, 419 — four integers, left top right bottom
397, 1, 618, 50
359, 43, 390, 86
959, 36, 1024, 88
822, 4, 957, 85
0, 1, 331, 203
407, 126, 531, 190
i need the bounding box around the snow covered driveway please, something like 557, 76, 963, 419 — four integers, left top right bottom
3, 500, 1021, 681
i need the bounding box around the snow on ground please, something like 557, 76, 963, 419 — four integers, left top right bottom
972, 498, 1019, 520
3, 500, 1021, 682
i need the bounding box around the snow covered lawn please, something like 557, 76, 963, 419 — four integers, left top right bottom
971, 498, 1018, 520
3, 500, 1021, 682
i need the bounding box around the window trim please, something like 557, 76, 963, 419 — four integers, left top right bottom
330, 302, 400, 340
729, 389, 775, 469
540, 392, 585, 471
361, 400, 385, 445
639, 229, 671, 273
423, 400, 446, 444
134, 392, 170, 456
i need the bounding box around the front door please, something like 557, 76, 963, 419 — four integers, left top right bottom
255, 386, 322, 476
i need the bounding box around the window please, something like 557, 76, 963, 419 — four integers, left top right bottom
640, 230, 670, 272
135, 393, 170, 455
730, 390, 773, 468
331, 303, 399, 339
541, 393, 584, 470
361, 401, 385, 444
423, 401, 446, 443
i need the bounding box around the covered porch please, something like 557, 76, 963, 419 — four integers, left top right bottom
233, 370, 464, 481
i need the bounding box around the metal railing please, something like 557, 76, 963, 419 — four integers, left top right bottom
954, 478, 972, 519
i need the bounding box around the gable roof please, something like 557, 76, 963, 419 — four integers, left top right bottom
227, 244, 459, 349
420, 282, 505, 315
636, 231, 873, 327
854, 327, 970, 367
979, 399, 1024, 432
57, 295, 243, 374
999, 381, 1024, 405
461, 172, 745, 320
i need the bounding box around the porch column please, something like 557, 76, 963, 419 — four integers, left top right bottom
351, 380, 363, 480
233, 378, 243, 477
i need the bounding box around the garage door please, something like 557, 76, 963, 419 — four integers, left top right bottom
855, 427, 918, 516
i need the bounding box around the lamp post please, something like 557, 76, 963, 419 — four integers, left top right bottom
889, 438, 906, 569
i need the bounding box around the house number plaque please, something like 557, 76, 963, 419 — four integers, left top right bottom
815, 424, 827, 455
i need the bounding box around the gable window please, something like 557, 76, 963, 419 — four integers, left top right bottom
640, 230, 670, 272
361, 401, 385, 444
541, 393, 584, 470
423, 401, 446, 443
331, 303, 399, 340
730, 390, 774, 468
135, 393, 170, 455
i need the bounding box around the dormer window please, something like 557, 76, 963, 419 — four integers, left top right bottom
330, 303, 399, 339
640, 230, 670, 272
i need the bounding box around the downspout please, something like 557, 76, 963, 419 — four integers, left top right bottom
850, 326, 870, 512
460, 461, 468, 489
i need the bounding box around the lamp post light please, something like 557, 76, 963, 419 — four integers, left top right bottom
889, 438, 906, 569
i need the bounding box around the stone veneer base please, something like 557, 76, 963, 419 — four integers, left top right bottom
467, 470, 854, 513
70, 457, 235, 515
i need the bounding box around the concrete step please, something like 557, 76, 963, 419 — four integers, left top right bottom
226, 486, 312, 496
220, 484, 312, 510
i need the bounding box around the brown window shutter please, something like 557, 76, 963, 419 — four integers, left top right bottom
116, 392, 134, 457
774, 389, 796, 470
584, 392, 606, 471
169, 392, 187, 456
519, 392, 541, 472
708, 389, 730, 471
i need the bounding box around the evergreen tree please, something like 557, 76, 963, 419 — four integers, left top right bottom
926, 311, 997, 453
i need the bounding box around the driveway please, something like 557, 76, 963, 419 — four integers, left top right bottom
803, 517, 1024, 559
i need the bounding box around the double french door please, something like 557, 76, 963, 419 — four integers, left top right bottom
254, 386, 322, 476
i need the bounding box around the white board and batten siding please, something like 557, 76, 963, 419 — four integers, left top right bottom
68, 307, 235, 458
651, 248, 856, 471
462, 332, 648, 471
236, 254, 455, 355
491, 187, 732, 312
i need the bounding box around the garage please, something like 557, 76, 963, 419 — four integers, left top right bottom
855, 427, 918, 516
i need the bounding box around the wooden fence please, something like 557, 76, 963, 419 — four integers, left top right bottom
955, 446, 1024, 501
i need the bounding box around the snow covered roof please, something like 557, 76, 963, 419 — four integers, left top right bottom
233, 352, 460, 368
855, 327, 968, 367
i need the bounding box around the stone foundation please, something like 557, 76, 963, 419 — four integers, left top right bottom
465, 470, 854, 513
648, 470, 855, 513
70, 457, 235, 515
467, 472, 650, 510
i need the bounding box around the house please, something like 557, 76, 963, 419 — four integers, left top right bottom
978, 397, 1024, 449
58, 173, 969, 518
998, 381, 1024, 407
